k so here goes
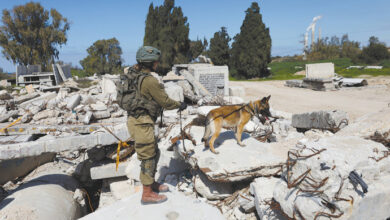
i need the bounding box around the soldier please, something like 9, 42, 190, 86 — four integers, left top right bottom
123, 46, 187, 204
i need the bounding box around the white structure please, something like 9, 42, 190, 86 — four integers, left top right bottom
303, 16, 322, 59
305, 62, 335, 79
16, 64, 72, 86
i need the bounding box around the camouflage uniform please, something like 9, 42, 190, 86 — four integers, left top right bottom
127, 70, 180, 185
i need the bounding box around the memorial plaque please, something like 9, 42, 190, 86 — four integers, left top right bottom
189, 65, 229, 96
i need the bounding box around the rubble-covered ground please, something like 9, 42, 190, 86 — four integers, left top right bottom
0, 72, 390, 220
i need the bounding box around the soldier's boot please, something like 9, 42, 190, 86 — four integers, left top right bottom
151, 182, 169, 193
141, 185, 167, 205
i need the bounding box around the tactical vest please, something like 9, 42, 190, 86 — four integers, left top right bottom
116, 67, 161, 120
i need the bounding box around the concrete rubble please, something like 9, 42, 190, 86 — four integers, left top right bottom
1, 65, 390, 220
292, 110, 349, 132
285, 62, 369, 91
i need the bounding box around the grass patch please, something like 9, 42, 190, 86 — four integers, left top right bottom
75, 79, 97, 88
338, 68, 390, 78
229, 58, 390, 81
71, 68, 90, 78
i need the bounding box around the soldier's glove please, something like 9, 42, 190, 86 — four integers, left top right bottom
178, 102, 187, 112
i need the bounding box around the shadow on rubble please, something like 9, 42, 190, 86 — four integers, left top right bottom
203, 131, 250, 151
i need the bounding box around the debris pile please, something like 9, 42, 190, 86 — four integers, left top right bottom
1, 67, 390, 220
285, 62, 368, 91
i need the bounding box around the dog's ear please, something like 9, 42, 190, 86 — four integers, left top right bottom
261, 95, 271, 103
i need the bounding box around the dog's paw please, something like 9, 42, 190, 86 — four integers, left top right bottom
212, 150, 219, 154
238, 143, 246, 147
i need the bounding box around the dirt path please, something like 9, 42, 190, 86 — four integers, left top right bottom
231, 76, 390, 121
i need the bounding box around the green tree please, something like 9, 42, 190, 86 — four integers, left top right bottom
80, 38, 123, 75
0, 2, 69, 71
189, 38, 208, 61
360, 36, 389, 64
144, 0, 190, 73
230, 2, 271, 79
208, 27, 231, 65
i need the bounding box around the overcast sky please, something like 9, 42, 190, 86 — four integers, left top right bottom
1, 0, 390, 72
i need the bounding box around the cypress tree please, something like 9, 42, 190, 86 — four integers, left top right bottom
144, 0, 190, 73
189, 37, 208, 61
208, 27, 231, 65
230, 2, 271, 79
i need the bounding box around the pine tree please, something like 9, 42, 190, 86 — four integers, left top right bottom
144, 0, 190, 73
189, 37, 208, 61
208, 27, 231, 65
230, 2, 271, 79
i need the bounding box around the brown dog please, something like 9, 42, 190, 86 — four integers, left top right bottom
201, 95, 271, 154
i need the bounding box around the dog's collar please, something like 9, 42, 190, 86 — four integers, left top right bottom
244, 101, 257, 116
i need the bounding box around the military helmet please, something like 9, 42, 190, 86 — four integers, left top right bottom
136, 46, 161, 63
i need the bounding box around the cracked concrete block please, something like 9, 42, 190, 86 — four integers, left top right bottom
90, 162, 130, 180
91, 102, 107, 111
194, 170, 233, 200
164, 82, 184, 102
0, 110, 19, 123
0, 90, 12, 100
292, 110, 348, 131
92, 110, 110, 120
33, 110, 59, 121
250, 177, 285, 219
67, 94, 81, 110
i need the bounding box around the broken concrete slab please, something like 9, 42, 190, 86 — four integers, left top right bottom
91, 102, 107, 111
302, 78, 336, 91
0, 126, 130, 160
341, 78, 368, 87
194, 170, 233, 200
0, 134, 34, 144
92, 110, 111, 119
0, 153, 55, 185
80, 190, 224, 220
273, 136, 390, 220
0, 110, 19, 123
285, 79, 306, 88
67, 94, 81, 110
14, 92, 40, 104
237, 194, 255, 213
90, 161, 130, 180
176, 126, 291, 182
109, 179, 142, 200
33, 110, 59, 121
0, 90, 12, 100
19, 92, 56, 109
164, 82, 184, 102
250, 177, 286, 219
0, 124, 103, 136
338, 107, 390, 147
292, 110, 348, 131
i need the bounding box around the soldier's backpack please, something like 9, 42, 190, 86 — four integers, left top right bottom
116, 67, 160, 119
